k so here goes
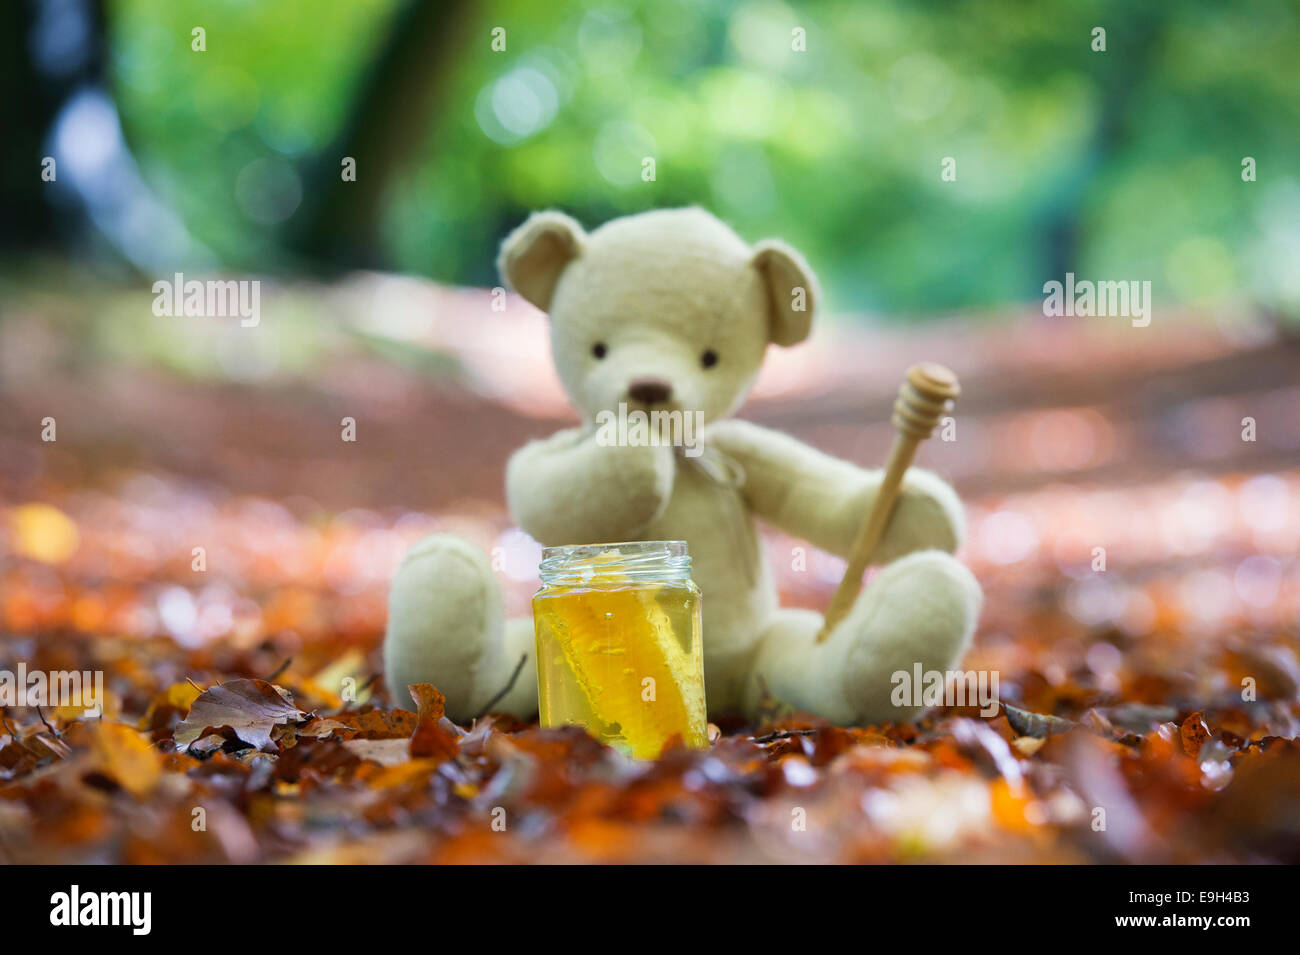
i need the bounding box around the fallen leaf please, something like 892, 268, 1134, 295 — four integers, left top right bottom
174, 679, 307, 752
408, 684, 458, 761
294, 716, 353, 739
1180, 711, 1211, 759
343, 737, 413, 767
139, 681, 203, 732
1012, 736, 1045, 756
89, 722, 162, 797
328, 707, 417, 740
1003, 703, 1076, 739
307, 649, 372, 706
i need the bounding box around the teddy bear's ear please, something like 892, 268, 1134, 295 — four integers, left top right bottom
752, 239, 819, 347
497, 211, 586, 312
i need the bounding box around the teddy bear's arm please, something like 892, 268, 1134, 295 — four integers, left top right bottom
506, 428, 676, 545
708, 419, 965, 563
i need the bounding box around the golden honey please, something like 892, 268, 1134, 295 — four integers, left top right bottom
533, 541, 707, 759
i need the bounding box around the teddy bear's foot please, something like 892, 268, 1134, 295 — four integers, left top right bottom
383, 534, 538, 722
743, 550, 981, 725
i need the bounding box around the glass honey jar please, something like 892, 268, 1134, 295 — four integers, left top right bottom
533, 540, 707, 759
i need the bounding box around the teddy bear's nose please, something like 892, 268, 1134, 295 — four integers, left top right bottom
626, 378, 673, 405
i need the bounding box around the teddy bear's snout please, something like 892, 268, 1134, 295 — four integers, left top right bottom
626, 377, 673, 406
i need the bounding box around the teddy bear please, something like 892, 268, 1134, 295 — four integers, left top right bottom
383, 207, 982, 726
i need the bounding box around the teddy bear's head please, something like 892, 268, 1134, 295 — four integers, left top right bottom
499, 207, 819, 425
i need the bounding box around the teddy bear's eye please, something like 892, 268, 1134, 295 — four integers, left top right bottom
701, 349, 719, 369
592, 342, 607, 359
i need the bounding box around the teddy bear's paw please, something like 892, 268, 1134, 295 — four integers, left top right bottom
506, 429, 675, 546
869, 469, 966, 563
602, 440, 677, 522
383, 533, 513, 721
838, 549, 982, 725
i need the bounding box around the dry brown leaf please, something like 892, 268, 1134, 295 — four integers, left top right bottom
139, 681, 203, 732
1003, 703, 1076, 739
174, 679, 307, 752
89, 722, 162, 797
343, 737, 414, 767
328, 707, 418, 740
408, 684, 458, 761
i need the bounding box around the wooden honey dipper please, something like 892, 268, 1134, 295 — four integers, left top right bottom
816, 362, 960, 642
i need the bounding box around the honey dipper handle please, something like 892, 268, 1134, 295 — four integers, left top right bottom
815, 363, 959, 643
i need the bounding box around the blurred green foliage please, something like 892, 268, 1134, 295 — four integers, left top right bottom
109, 0, 1300, 318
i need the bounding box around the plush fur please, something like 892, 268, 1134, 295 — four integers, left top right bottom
384, 208, 982, 724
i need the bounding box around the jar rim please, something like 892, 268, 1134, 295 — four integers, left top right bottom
538, 540, 692, 585
540, 540, 687, 561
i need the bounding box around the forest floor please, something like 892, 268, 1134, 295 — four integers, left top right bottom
1, 280, 1298, 863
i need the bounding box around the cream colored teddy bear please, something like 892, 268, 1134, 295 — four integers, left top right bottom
384, 208, 981, 726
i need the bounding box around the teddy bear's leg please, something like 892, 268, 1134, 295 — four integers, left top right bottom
383, 534, 538, 721
743, 550, 981, 725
